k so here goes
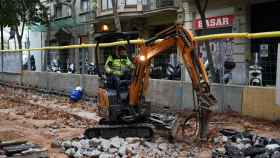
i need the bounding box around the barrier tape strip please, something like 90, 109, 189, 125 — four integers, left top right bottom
1, 31, 280, 53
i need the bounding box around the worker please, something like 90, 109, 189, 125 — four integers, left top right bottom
105, 45, 134, 100
30, 55, 36, 71
105, 45, 134, 78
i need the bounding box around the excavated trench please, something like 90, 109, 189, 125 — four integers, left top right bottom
0, 97, 96, 129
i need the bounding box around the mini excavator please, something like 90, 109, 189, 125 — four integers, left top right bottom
84, 24, 217, 140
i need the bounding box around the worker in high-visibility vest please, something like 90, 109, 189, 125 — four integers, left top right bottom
105, 45, 134, 77
104, 45, 134, 101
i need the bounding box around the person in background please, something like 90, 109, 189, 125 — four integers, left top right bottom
30, 55, 36, 71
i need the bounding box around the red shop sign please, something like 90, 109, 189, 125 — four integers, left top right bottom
194, 15, 235, 30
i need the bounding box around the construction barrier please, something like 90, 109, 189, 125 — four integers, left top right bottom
242, 86, 280, 120
1, 71, 280, 121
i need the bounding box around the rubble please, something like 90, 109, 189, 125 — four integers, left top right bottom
1, 85, 280, 158
212, 129, 280, 158
60, 136, 181, 158
0, 96, 96, 129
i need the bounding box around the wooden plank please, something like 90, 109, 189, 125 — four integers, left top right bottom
11, 150, 48, 158
0, 140, 27, 147
3, 144, 39, 155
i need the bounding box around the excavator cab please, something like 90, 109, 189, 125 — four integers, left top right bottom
93, 32, 150, 122
84, 32, 155, 139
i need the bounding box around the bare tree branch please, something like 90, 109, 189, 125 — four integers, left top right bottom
194, 0, 216, 83
195, 0, 202, 15
15, 26, 19, 40
195, 0, 208, 15
111, 0, 122, 32
202, 0, 208, 13
20, 21, 25, 38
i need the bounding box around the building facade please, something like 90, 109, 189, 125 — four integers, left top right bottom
32, 0, 280, 86
187, 0, 249, 85
42, 0, 94, 73
94, 0, 280, 85
190, 0, 280, 86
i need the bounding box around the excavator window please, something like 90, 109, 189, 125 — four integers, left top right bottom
94, 32, 139, 75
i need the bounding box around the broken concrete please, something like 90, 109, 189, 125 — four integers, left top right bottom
213, 129, 280, 158
60, 136, 182, 158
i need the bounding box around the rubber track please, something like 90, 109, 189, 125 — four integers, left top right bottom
84, 123, 154, 139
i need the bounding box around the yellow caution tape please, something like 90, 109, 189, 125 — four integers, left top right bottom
194, 31, 280, 40
194, 33, 249, 41
1, 31, 280, 53
249, 31, 280, 39
0, 39, 146, 53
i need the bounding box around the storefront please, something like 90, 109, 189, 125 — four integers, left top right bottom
193, 5, 248, 85
250, 0, 280, 86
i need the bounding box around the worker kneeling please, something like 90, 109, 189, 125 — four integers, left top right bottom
105, 45, 134, 103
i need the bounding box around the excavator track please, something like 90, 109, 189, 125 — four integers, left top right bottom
84, 123, 154, 139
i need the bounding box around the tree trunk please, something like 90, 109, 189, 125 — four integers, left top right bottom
16, 33, 23, 72
200, 14, 216, 82
111, 0, 122, 32
44, 22, 51, 71
15, 24, 23, 73
1, 25, 3, 72
15, 22, 25, 49
1, 25, 4, 50
17, 37, 22, 49
195, 0, 216, 82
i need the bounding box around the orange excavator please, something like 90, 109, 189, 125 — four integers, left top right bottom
84, 24, 217, 140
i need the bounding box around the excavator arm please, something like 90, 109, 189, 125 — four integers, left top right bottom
128, 24, 217, 139
129, 24, 215, 108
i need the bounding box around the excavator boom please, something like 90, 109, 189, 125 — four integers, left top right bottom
129, 24, 214, 107
128, 24, 216, 138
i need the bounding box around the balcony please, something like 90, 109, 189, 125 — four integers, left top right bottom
143, 0, 177, 11
96, 0, 177, 19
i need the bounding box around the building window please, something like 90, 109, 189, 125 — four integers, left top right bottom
55, 4, 62, 18
80, 0, 90, 12
66, 6, 71, 16
125, 0, 137, 6
102, 0, 112, 10
158, 0, 174, 8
